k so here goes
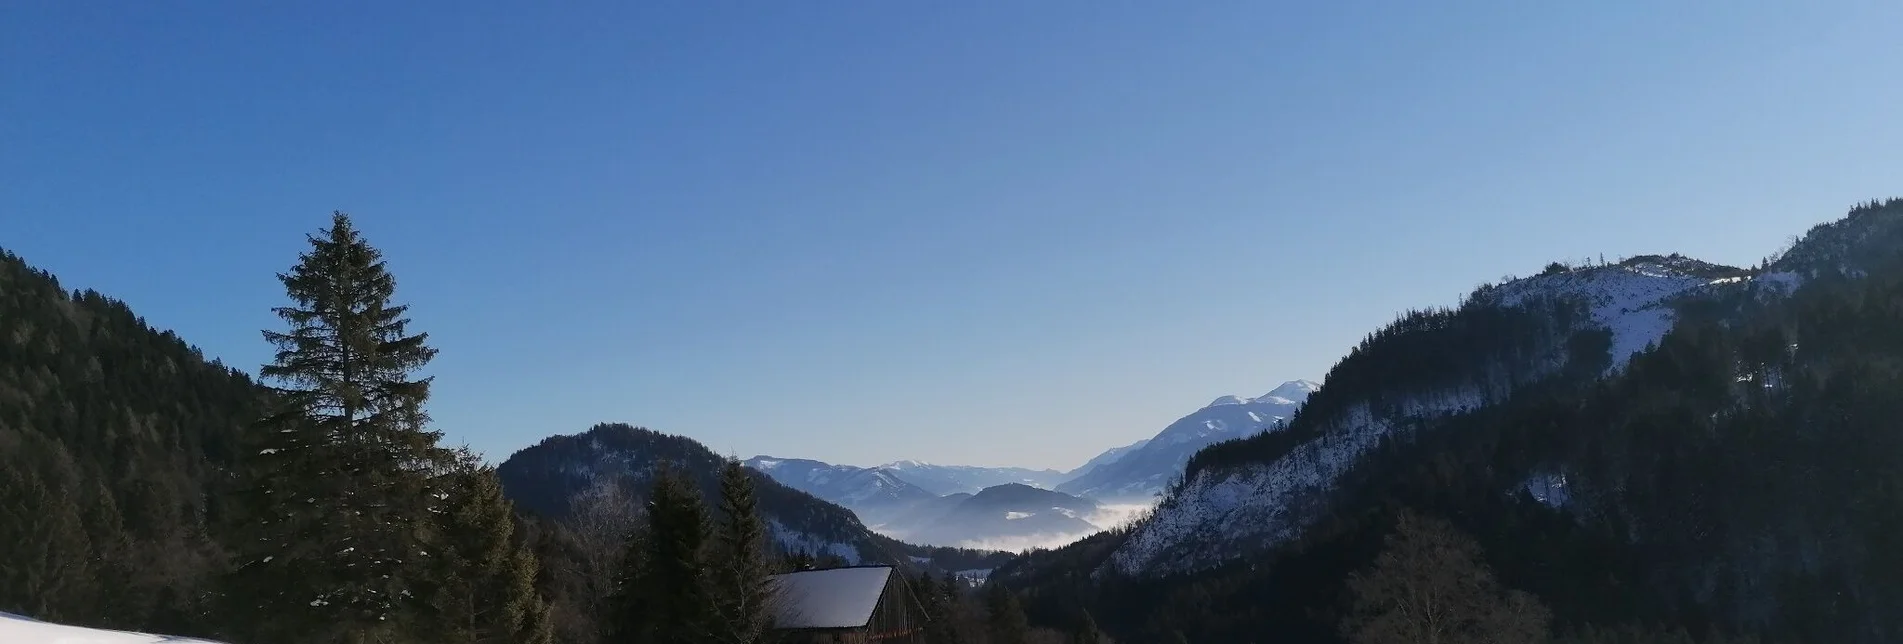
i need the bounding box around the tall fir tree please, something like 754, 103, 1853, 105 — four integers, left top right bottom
918, 571, 956, 644
222, 212, 450, 643
604, 511, 653, 644
1072, 609, 1105, 644
428, 447, 553, 644
0, 450, 95, 622
710, 458, 776, 644
608, 464, 715, 643
986, 583, 1031, 644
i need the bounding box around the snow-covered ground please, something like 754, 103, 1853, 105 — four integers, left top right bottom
0, 612, 227, 644
768, 519, 863, 565
1495, 260, 1719, 372
1523, 472, 1573, 508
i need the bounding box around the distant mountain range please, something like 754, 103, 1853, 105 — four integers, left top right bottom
491, 380, 1322, 558
734, 381, 1321, 549
872, 461, 1069, 496
739, 456, 1102, 549
741, 456, 939, 510
1056, 380, 1319, 502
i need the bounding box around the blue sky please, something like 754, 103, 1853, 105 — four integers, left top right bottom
4, 1, 1901, 469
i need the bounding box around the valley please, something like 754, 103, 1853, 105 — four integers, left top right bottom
728, 378, 1321, 550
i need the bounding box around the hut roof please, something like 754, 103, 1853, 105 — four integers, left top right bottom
767, 565, 895, 630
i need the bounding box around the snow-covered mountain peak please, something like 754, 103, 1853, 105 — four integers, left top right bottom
1058, 379, 1314, 502
1205, 381, 1319, 410
1259, 379, 1322, 403
1205, 395, 1249, 408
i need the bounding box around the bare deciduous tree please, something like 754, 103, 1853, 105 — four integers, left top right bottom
1341, 509, 1550, 644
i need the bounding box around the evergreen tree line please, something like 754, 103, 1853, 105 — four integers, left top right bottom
594, 459, 780, 644
904, 568, 1113, 644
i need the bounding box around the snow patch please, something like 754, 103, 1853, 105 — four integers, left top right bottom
1206, 395, 1248, 408
1495, 261, 1713, 372
1753, 270, 1804, 296
1523, 472, 1572, 508
954, 568, 993, 583
0, 612, 228, 643
768, 519, 863, 566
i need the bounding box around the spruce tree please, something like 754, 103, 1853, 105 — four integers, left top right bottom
609, 464, 715, 643
783, 549, 815, 572
1073, 609, 1105, 644
919, 571, 957, 644
429, 447, 553, 644
985, 583, 1031, 644
710, 458, 776, 643
223, 211, 449, 642
0, 459, 94, 622
604, 513, 654, 644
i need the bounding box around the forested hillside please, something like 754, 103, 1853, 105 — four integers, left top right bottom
0, 249, 262, 635
995, 199, 1903, 643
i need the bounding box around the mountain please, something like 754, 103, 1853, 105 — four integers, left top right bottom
875, 461, 1070, 496
1055, 380, 1319, 502
498, 423, 1009, 573
1062, 437, 1152, 479
874, 483, 1105, 549
740, 456, 938, 513
995, 199, 1903, 643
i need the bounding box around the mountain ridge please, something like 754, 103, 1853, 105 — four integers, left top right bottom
1055, 379, 1318, 503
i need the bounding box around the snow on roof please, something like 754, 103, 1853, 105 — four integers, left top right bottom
768, 565, 894, 630
0, 612, 230, 643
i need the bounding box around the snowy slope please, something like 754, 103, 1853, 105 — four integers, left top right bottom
1063, 437, 1152, 480
1106, 258, 1740, 576
1057, 380, 1318, 502
1111, 389, 1485, 574
743, 457, 938, 511
1491, 256, 1740, 372
0, 612, 227, 644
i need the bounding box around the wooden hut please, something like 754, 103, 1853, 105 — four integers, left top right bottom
767, 565, 925, 643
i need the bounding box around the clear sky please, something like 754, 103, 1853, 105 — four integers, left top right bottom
5, 1, 1901, 470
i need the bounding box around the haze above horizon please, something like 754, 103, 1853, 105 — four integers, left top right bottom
5, 1, 1902, 469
